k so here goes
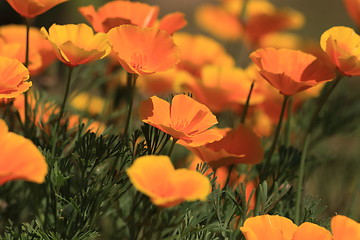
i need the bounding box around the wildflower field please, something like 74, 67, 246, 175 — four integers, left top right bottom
0, 0, 360, 239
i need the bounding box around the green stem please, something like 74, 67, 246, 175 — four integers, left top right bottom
284, 96, 293, 148
224, 164, 235, 188
167, 139, 177, 157
294, 133, 310, 224
58, 66, 74, 125
241, 81, 255, 124
266, 95, 289, 163
24, 18, 31, 135
294, 75, 342, 224
123, 73, 138, 138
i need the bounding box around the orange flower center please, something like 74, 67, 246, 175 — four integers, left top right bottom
130, 52, 147, 70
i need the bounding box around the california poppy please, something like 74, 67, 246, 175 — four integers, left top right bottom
250, 48, 335, 96
240, 215, 333, 240
41, 23, 110, 67
181, 125, 264, 168
343, 0, 360, 27
331, 215, 360, 240
184, 65, 264, 113
107, 25, 180, 75
127, 155, 210, 207
173, 32, 234, 76
139, 94, 223, 147
6, 0, 68, 18
320, 26, 360, 76
0, 56, 31, 99
79, 1, 159, 33
0, 119, 47, 185
0, 25, 56, 75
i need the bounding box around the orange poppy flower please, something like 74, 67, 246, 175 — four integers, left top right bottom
157, 12, 187, 35
343, 0, 360, 27
0, 56, 31, 99
107, 25, 180, 75
320, 26, 360, 76
331, 215, 360, 240
173, 32, 234, 76
41, 23, 110, 67
184, 65, 264, 113
126, 155, 210, 207
0, 25, 56, 76
79, 1, 159, 33
250, 48, 335, 96
6, 0, 68, 18
240, 215, 333, 240
0, 119, 47, 185
139, 94, 223, 147
180, 125, 263, 168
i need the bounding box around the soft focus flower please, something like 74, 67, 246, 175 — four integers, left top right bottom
173, 32, 234, 76
41, 24, 110, 67
137, 68, 195, 96
0, 25, 56, 75
0, 119, 47, 185
320, 26, 360, 76
107, 25, 180, 75
184, 65, 264, 113
331, 215, 360, 240
343, 0, 360, 27
258, 33, 302, 49
126, 155, 210, 207
79, 1, 159, 33
71, 92, 105, 116
0, 56, 31, 99
79, 1, 186, 34
139, 94, 223, 146
181, 125, 263, 168
240, 215, 333, 240
6, 0, 68, 18
250, 48, 335, 96
195, 0, 304, 45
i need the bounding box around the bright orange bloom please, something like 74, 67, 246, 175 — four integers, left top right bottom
240, 215, 333, 240
250, 48, 335, 96
41, 24, 110, 67
127, 155, 210, 207
107, 25, 180, 75
0, 119, 47, 185
343, 0, 360, 27
173, 32, 234, 76
79, 1, 186, 34
331, 215, 360, 240
79, 1, 159, 33
0, 25, 56, 76
6, 0, 68, 18
181, 125, 263, 168
0, 56, 31, 99
139, 94, 223, 147
320, 26, 360, 76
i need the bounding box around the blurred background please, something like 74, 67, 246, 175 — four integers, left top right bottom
0, 0, 359, 221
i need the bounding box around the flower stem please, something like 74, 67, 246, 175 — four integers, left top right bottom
167, 139, 177, 157
284, 96, 293, 148
241, 81, 255, 124
23, 18, 32, 135
58, 66, 74, 125
294, 75, 342, 224
224, 164, 235, 188
266, 95, 289, 163
123, 73, 138, 138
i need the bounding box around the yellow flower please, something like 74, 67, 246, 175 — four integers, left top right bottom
41, 23, 110, 67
